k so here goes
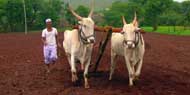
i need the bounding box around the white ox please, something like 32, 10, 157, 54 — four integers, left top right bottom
63, 2, 95, 88
109, 13, 145, 86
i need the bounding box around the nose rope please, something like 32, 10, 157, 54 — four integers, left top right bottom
123, 32, 140, 48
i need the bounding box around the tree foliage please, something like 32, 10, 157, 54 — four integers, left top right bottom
0, 0, 63, 32
0, 0, 189, 32
103, 0, 189, 31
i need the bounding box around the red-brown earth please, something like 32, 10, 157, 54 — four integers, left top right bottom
0, 32, 190, 95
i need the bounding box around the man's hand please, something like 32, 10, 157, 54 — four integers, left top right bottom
57, 43, 62, 48
44, 41, 47, 46
42, 37, 47, 46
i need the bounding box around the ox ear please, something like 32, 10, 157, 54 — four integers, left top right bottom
88, 0, 94, 18
122, 16, 127, 25
135, 28, 141, 33
133, 12, 138, 27
121, 31, 125, 34
120, 29, 125, 34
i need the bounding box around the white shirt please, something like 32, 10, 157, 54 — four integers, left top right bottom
42, 27, 58, 46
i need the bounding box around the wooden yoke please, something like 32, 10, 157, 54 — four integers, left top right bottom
72, 25, 121, 32
72, 25, 146, 34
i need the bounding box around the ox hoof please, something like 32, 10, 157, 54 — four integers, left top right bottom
109, 77, 112, 81
134, 76, 139, 81
129, 81, 134, 87
72, 76, 78, 82
72, 80, 81, 87
129, 84, 133, 87
46, 69, 50, 74
85, 84, 90, 89
72, 78, 78, 82
133, 80, 138, 86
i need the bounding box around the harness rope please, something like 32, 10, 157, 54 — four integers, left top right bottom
123, 32, 142, 48
78, 25, 95, 44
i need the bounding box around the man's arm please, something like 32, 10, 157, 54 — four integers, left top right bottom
42, 37, 47, 45
42, 30, 47, 45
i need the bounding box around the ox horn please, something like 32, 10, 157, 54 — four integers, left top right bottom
88, 0, 94, 18
68, 4, 82, 20
122, 16, 127, 25
133, 12, 138, 26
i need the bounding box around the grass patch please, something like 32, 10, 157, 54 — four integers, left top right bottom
142, 26, 190, 36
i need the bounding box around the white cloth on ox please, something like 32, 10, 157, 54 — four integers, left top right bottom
43, 45, 57, 64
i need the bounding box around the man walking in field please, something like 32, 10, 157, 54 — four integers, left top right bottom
42, 18, 59, 73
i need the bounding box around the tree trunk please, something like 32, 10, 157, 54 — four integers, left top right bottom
9, 22, 13, 32
152, 23, 158, 31
23, 0, 27, 34
173, 25, 176, 32
183, 25, 186, 30
152, 18, 158, 31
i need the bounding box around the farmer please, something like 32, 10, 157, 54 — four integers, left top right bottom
42, 18, 60, 73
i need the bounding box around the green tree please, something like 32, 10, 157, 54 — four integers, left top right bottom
24, 0, 43, 30
103, 1, 144, 27
34, 0, 63, 29
144, 0, 173, 31
64, 3, 75, 25
181, 1, 190, 30
0, 0, 64, 32
160, 10, 183, 32
0, 0, 7, 32
5, 0, 24, 32
65, 5, 89, 25
75, 5, 89, 17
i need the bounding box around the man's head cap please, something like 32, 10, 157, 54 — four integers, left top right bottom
45, 18, 52, 23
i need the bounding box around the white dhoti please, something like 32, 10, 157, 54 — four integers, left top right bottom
43, 45, 57, 64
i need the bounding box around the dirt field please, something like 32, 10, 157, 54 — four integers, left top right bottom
0, 32, 190, 95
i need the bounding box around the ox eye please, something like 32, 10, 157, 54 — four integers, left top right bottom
83, 25, 87, 28
121, 31, 125, 34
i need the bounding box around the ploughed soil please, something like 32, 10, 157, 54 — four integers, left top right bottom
0, 31, 190, 95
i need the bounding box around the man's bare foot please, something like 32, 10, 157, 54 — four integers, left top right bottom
45, 64, 50, 73
46, 69, 50, 73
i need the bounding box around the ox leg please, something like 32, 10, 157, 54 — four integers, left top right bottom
79, 58, 84, 71
135, 59, 143, 79
66, 54, 71, 66
109, 51, 117, 80
83, 59, 91, 88
124, 56, 134, 86
71, 54, 78, 82
131, 61, 136, 79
